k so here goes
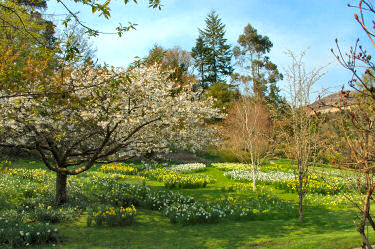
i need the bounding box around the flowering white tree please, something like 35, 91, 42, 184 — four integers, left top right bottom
0, 64, 219, 204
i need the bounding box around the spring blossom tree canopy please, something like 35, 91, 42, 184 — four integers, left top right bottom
0, 64, 220, 204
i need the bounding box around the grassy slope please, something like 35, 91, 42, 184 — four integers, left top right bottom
8, 159, 373, 249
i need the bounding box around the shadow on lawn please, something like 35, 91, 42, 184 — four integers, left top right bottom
58, 206, 356, 249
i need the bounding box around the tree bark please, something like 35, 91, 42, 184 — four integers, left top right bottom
252, 164, 256, 191
298, 172, 303, 223
358, 184, 373, 249
56, 171, 68, 205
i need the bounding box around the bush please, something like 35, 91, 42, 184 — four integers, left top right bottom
210, 148, 241, 162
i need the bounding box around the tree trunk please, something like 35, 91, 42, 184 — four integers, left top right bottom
252, 164, 256, 191
367, 214, 375, 231
358, 185, 373, 249
56, 172, 68, 205
298, 194, 303, 222
298, 173, 303, 223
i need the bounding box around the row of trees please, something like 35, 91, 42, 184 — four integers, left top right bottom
218, 2, 375, 248
139, 11, 285, 112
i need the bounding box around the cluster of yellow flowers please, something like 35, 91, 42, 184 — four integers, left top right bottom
163, 173, 212, 189
92, 205, 136, 218
145, 168, 213, 189
304, 193, 351, 208
0, 167, 52, 182
100, 163, 138, 175
238, 207, 269, 216
262, 164, 291, 172
216, 196, 236, 202
278, 176, 344, 194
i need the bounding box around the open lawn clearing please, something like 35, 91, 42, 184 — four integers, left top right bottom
41, 209, 366, 249
0, 159, 372, 248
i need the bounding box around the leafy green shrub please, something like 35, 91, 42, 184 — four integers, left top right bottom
211, 148, 241, 162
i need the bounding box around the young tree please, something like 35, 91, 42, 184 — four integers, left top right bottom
0, 64, 219, 205
332, 1, 375, 247
233, 24, 283, 102
192, 10, 233, 89
284, 50, 325, 223
223, 97, 272, 191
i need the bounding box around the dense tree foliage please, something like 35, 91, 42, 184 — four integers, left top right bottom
0, 64, 219, 204
233, 24, 283, 103
143, 44, 194, 88
192, 10, 233, 89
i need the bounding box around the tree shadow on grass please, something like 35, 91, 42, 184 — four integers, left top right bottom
55, 200, 358, 249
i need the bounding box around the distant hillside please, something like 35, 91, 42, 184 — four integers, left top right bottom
309, 91, 355, 113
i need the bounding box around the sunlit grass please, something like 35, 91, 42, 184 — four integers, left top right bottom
2, 159, 372, 249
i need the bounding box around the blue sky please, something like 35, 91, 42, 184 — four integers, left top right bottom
46, 0, 372, 99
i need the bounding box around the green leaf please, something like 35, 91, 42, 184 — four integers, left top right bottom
91, 5, 97, 13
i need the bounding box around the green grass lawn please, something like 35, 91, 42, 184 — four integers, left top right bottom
1, 159, 372, 249
46, 209, 361, 249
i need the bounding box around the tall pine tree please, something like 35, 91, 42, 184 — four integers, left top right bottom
192, 10, 233, 89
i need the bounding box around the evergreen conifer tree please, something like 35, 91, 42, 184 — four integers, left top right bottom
192, 10, 233, 89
